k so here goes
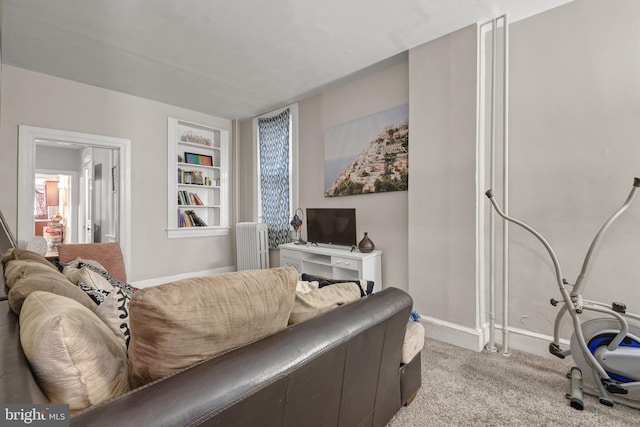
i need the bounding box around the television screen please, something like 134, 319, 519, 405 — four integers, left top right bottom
306, 208, 356, 247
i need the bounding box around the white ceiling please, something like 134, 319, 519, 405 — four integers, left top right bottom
2, 0, 573, 120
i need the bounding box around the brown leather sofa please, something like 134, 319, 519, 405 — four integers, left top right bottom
0, 265, 421, 427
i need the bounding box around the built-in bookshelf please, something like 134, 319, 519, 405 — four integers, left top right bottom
167, 118, 229, 238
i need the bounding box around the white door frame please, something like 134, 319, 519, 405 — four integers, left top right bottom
18, 126, 131, 273
80, 147, 94, 244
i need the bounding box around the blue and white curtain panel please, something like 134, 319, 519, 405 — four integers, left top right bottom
258, 109, 290, 249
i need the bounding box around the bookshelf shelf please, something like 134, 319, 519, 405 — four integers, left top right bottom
167, 118, 229, 238
178, 162, 220, 170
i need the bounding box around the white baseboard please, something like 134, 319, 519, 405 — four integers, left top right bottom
498, 325, 571, 359
131, 265, 236, 288
420, 315, 571, 360
419, 315, 486, 352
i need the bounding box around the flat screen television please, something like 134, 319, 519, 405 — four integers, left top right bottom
306, 208, 357, 247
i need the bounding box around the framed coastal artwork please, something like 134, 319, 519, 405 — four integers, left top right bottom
324, 103, 408, 197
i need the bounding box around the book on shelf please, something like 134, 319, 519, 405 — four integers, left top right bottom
178, 169, 212, 186
178, 209, 207, 227
177, 191, 205, 206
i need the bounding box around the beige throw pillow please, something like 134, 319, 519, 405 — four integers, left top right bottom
19, 291, 130, 411
63, 264, 115, 292
295, 280, 319, 295
3, 260, 58, 288
128, 267, 298, 388
2, 248, 58, 269
288, 282, 361, 325
7, 264, 96, 315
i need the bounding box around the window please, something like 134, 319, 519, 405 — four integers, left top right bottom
253, 104, 298, 249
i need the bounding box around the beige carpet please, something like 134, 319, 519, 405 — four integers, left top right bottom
388, 338, 639, 426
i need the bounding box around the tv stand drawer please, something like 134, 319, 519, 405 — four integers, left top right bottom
279, 243, 382, 293
331, 256, 357, 270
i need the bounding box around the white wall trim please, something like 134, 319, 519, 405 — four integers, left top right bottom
422, 316, 571, 359
131, 265, 236, 288
474, 21, 488, 342
502, 325, 570, 359
420, 315, 487, 352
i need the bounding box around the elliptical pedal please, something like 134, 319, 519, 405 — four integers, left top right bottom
599, 398, 614, 407
602, 379, 628, 395
549, 342, 566, 359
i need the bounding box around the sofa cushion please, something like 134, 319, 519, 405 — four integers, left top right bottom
289, 282, 361, 325
402, 321, 425, 364
128, 267, 298, 388
2, 248, 57, 270
19, 291, 130, 411
6, 263, 96, 315
3, 260, 58, 288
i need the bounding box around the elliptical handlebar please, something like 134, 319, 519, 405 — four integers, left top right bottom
486, 177, 640, 301
484, 189, 566, 296
573, 177, 640, 294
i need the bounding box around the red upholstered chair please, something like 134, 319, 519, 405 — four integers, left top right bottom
57, 242, 127, 283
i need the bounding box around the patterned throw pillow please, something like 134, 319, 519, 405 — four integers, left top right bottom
75, 280, 132, 349
78, 262, 136, 297
64, 261, 135, 349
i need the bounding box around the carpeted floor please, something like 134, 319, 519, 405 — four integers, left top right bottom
387, 338, 638, 426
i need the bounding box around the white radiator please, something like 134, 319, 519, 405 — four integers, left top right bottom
236, 222, 269, 271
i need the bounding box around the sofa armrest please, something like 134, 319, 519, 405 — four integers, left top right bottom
0, 301, 48, 404
71, 288, 413, 427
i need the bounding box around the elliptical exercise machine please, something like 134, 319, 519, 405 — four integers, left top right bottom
486, 177, 640, 410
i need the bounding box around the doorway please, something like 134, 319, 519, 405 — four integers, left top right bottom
18, 126, 131, 272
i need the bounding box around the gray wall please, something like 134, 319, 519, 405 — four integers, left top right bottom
0, 65, 235, 282
238, 61, 410, 291
506, 0, 640, 341
407, 0, 640, 353
408, 24, 481, 348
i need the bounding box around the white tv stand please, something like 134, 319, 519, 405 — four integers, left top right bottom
279, 242, 382, 293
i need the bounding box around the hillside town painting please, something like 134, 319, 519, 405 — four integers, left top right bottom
324, 104, 408, 197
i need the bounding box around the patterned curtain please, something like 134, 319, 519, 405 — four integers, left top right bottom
258, 109, 290, 248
